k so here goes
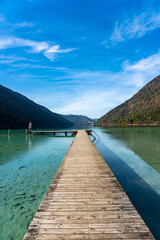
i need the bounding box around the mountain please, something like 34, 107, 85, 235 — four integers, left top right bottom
61, 114, 94, 124
0, 85, 72, 129
92, 118, 99, 122
96, 76, 160, 126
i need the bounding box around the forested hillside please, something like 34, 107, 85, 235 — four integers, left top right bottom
96, 76, 160, 126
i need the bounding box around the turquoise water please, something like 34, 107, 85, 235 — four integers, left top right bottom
95, 127, 160, 194
93, 127, 160, 239
0, 127, 160, 239
97, 127, 160, 172
0, 130, 73, 240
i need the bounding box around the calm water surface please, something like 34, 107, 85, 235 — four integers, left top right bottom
94, 127, 160, 240
0, 130, 73, 240
0, 127, 160, 240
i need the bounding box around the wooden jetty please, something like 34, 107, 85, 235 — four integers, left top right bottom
23, 130, 154, 240
26, 129, 92, 136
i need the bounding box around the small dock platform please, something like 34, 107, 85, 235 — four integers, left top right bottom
23, 130, 154, 240
27, 129, 92, 136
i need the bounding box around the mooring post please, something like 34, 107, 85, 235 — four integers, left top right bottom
8, 129, 11, 136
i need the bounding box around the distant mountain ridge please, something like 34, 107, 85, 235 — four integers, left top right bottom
61, 114, 94, 124
96, 76, 160, 126
0, 85, 72, 129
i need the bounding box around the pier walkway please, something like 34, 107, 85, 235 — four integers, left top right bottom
26, 129, 92, 136
23, 130, 154, 240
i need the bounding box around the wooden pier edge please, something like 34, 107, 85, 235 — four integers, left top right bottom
26, 129, 92, 136
23, 130, 154, 240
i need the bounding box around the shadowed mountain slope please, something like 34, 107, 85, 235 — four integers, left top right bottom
0, 85, 72, 129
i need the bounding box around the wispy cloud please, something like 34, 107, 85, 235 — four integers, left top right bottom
0, 14, 34, 28
51, 90, 132, 117
2, 47, 160, 89
51, 51, 160, 116
109, 12, 160, 44
43, 44, 77, 60
123, 51, 160, 71
0, 36, 76, 60
12, 22, 35, 28
0, 15, 76, 60
122, 50, 160, 86
1, 41, 160, 117
12, 63, 69, 71
0, 54, 39, 64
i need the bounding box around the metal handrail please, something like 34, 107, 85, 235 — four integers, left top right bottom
92, 130, 100, 140
90, 130, 100, 143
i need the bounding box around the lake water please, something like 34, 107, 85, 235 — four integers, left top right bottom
93, 127, 160, 240
0, 130, 74, 240
0, 127, 160, 240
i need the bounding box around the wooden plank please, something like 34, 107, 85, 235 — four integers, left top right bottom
23, 130, 154, 240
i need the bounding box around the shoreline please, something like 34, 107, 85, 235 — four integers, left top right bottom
95, 123, 160, 127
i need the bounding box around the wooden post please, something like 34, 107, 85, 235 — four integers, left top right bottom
8, 129, 10, 136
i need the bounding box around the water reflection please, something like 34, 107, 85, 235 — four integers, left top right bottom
102, 127, 160, 172
94, 139, 160, 240
92, 127, 160, 239
0, 130, 74, 166
1, 127, 160, 240
95, 127, 160, 192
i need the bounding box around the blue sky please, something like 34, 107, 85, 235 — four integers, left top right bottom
0, 0, 160, 118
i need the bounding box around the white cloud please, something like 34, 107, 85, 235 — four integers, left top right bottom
13, 22, 35, 28
110, 12, 160, 44
0, 14, 34, 28
44, 44, 77, 60
0, 37, 49, 55
51, 50, 160, 117
0, 54, 39, 64
0, 15, 76, 60
1, 46, 160, 117
121, 51, 160, 86
123, 51, 160, 71
0, 36, 76, 60
2, 44, 159, 89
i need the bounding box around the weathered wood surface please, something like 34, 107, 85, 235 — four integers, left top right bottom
23, 130, 154, 240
